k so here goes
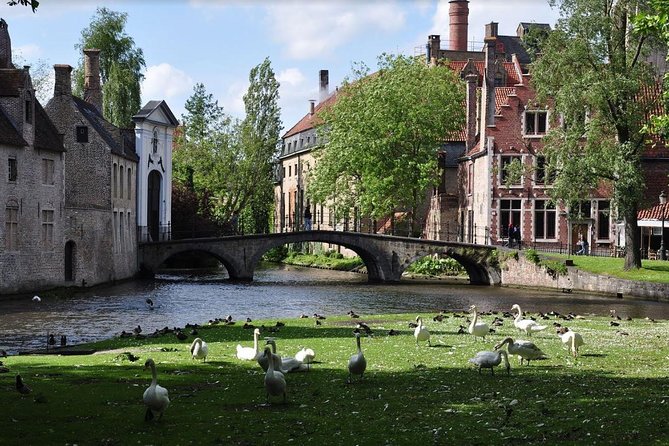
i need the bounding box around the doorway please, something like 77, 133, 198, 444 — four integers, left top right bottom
147, 170, 162, 241
64, 240, 75, 281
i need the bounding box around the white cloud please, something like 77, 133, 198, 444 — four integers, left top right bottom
266, 1, 407, 59
276, 67, 305, 88
13, 43, 42, 60
141, 63, 194, 101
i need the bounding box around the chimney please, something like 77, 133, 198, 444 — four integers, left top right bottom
485, 22, 499, 39
428, 35, 441, 62
53, 64, 73, 97
0, 18, 11, 68
448, 0, 469, 51
83, 48, 103, 113
483, 25, 497, 128
319, 69, 329, 103
464, 61, 478, 150
309, 99, 316, 115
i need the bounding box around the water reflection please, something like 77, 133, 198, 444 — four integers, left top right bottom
1, 264, 667, 354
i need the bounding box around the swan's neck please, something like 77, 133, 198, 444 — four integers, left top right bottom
270, 341, 277, 354
514, 306, 522, 322
266, 351, 275, 374
417, 318, 423, 328
499, 350, 509, 367
253, 333, 258, 352
470, 309, 478, 326
150, 364, 158, 386
356, 336, 362, 354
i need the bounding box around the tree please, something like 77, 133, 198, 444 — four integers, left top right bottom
7, 0, 38, 12
12, 52, 50, 103
531, 0, 661, 270
74, 7, 145, 128
239, 57, 282, 234
309, 54, 465, 236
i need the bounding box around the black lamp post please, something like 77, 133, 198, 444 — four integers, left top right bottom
660, 191, 666, 261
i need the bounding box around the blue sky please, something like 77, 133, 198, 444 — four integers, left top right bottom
3, 0, 560, 133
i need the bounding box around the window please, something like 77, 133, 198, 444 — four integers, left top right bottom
76, 126, 88, 143
524, 110, 548, 136
314, 136, 317, 145
535, 155, 555, 185
5, 202, 19, 250
467, 163, 474, 195
534, 200, 556, 239
294, 164, 298, 177
500, 199, 522, 238
119, 211, 124, 250
500, 155, 522, 186
597, 201, 611, 239
119, 166, 124, 198
127, 167, 132, 200
152, 128, 158, 154
307, 136, 311, 144
25, 91, 33, 124
299, 139, 303, 148
42, 158, 54, 185
113, 163, 118, 198
288, 165, 291, 177
569, 201, 591, 219
8, 158, 17, 182
42, 209, 54, 248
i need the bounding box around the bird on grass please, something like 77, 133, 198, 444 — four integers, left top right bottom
16, 374, 31, 394
511, 304, 547, 336
468, 349, 510, 375
557, 327, 584, 357
190, 337, 209, 362
468, 305, 489, 341
237, 328, 261, 360
263, 346, 287, 404
143, 359, 170, 421
347, 331, 367, 383
494, 337, 547, 365
414, 316, 431, 346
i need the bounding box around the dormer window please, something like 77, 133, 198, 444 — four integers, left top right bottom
25, 91, 33, 124
76, 126, 89, 143
524, 110, 548, 136
152, 128, 159, 154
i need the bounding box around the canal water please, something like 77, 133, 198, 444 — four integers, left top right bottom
1, 264, 668, 354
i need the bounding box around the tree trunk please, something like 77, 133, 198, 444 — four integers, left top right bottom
623, 207, 641, 270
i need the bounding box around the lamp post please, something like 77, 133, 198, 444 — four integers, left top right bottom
660, 191, 666, 261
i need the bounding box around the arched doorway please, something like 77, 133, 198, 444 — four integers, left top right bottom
64, 241, 75, 281
147, 170, 162, 241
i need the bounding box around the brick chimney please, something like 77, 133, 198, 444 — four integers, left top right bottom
428, 35, 441, 63
53, 64, 72, 97
83, 48, 103, 112
0, 18, 11, 69
448, 0, 469, 51
483, 22, 498, 128
319, 69, 329, 103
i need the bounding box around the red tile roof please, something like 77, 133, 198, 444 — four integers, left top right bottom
447, 60, 522, 86
495, 87, 516, 114
282, 93, 338, 139
638, 202, 669, 220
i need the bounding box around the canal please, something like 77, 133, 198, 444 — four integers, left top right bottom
1, 263, 668, 354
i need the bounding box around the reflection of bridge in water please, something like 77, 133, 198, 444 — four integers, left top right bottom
139, 231, 501, 285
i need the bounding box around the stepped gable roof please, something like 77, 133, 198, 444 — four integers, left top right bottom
133, 100, 179, 127
0, 68, 25, 97
448, 60, 522, 86
282, 92, 337, 139
33, 100, 65, 152
495, 87, 516, 114
73, 96, 138, 162
638, 202, 669, 220
0, 105, 26, 147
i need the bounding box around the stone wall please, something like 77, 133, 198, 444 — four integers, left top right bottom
500, 251, 669, 302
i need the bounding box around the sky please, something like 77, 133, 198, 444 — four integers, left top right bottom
3, 0, 561, 134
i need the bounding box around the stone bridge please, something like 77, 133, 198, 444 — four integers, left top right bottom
138, 230, 501, 285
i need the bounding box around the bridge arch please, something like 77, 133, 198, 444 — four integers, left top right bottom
138, 231, 500, 285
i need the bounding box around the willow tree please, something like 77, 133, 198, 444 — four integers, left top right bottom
74, 7, 145, 128
532, 0, 661, 270
310, 54, 465, 236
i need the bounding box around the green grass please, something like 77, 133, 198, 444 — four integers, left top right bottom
545, 254, 669, 284
283, 252, 364, 271
2, 312, 669, 445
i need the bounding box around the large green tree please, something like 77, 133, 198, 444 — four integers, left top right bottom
310, 54, 465, 236
239, 57, 282, 234
532, 0, 661, 270
74, 7, 145, 128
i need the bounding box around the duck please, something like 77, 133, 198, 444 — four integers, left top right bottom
468, 349, 511, 375
413, 316, 431, 346
260, 339, 307, 373
557, 326, 584, 357
468, 305, 489, 341
143, 358, 170, 421
236, 328, 261, 360
189, 337, 209, 362
347, 331, 367, 383
511, 304, 547, 336
494, 336, 547, 365
16, 374, 31, 394
263, 346, 286, 404
295, 347, 315, 364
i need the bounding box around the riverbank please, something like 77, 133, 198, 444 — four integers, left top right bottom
2, 310, 668, 445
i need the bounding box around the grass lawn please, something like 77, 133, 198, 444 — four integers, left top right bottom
2, 311, 669, 445
535, 252, 669, 284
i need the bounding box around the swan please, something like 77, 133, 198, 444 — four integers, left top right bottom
347, 332, 367, 383
557, 327, 584, 357
295, 347, 315, 364
190, 337, 209, 362
143, 358, 170, 421
263, 346, 286, 403
511, 304, 547, 336
468, 305, 489, 341
32, 295, 41, 302
414, 316, 431, 346
236, 328, 261, 360
494, 336, 547, 365
259, 339, 307, 373
468, 349, 510, 375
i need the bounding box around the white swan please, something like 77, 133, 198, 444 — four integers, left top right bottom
511, 304, 547, 336
347, 332, 367, 383
468, 349, 510, 375
414, 316, 431, 346
494, 336, 547, 365
236, 328, 261, 360
143, 358, 170, 421
263, 346, 286, 403
557, 327, 584, 357
190, 337, 208, 362
468, 305, 489, 341
295, 347, 315, 364
259, 339, 307, 373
